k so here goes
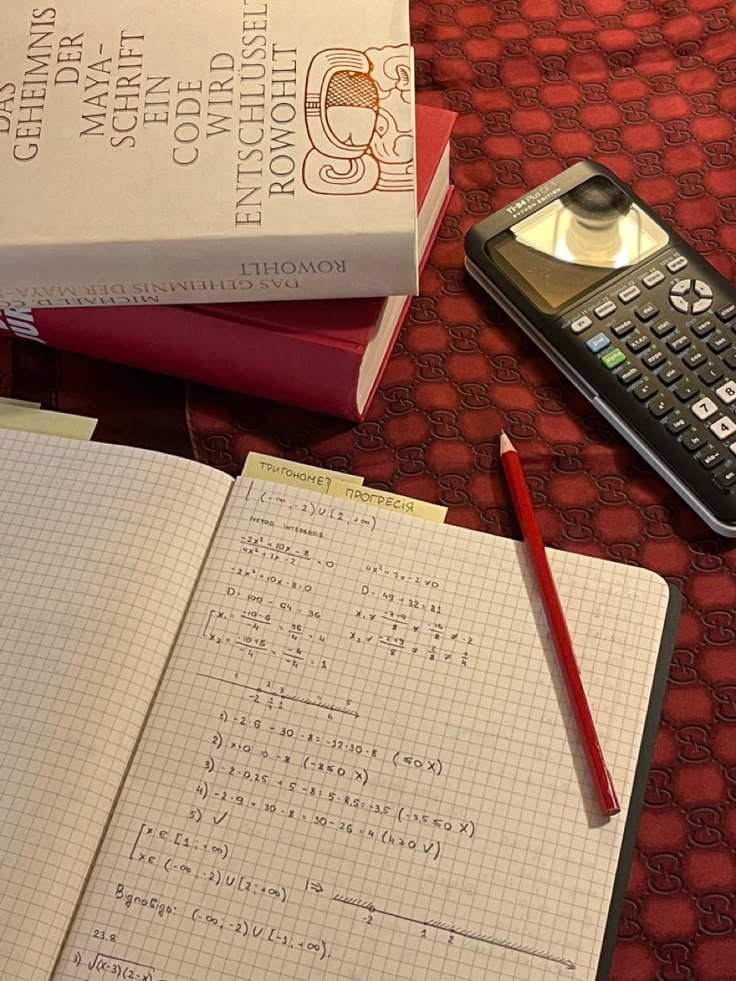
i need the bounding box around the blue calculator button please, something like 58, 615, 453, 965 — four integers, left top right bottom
586, 332, 610, 354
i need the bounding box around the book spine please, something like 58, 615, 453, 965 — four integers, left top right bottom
0, 230, 417, 309
0, 304, 364, 419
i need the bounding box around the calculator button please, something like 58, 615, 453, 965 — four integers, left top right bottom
617, 363, 641, 385
714, 467, 736, 491
708, 330, 731, 353
671, 280, 691, 296
710, 416, 736, 441
642, 269, 665, 288
683, 430, 706, 452
633, 379, 657, 401
612, 319, 635, 338
618, 285, 641, 304
674, 380, 698, 401
698, 363, 724, 386
642, 347, 666, 369
683, 347, 706, 369
570, 315, 593, 334
692, 319, 715, 339
694, 280, 713, 299
692, 396, 718, 420
601, 347, 626, 370
627, 331, 650, 353
699, 446, 725, 470
667, 330, 690, 353
649, 395, 674, 418
659, 362, 683, 385
652, 319, 675, 338
717, 303, 736, 323
723, 351, 736, 371
586, 332, 610, 353
667, 255, 688, 273
666, 410, 689, 434
692, 297, 713, 315
635, 302, 659, 322
594, 300, 617, 319
671, 295, 690, 314
716, 380, 736, 405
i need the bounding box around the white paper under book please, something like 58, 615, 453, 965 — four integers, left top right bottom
0, 1, 417, 308
0, 431, 673, 981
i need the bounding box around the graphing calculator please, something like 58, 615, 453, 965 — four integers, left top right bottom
465, 159, 736, 537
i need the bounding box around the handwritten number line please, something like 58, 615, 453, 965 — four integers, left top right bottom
332, 895, 576, 971
197, 672, 359, 718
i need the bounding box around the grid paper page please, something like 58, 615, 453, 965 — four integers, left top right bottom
55, 478, 671, 981
0, 431, 232, 981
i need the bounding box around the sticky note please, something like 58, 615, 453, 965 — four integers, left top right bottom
243, 451, 363, 492
0, 405, 97, 440
0, 397, 42, 408
244, 451, 446, 523
329, 482, 447, 523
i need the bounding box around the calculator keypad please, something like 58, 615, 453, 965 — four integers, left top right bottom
562, 247, 736, 517
668, 279, 714, 316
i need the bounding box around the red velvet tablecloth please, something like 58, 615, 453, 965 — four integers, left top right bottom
3, 3, 736, 978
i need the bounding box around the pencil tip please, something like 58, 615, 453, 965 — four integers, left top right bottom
499, 431, 514, 455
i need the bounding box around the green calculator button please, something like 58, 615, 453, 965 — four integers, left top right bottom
601, 347, 626, 369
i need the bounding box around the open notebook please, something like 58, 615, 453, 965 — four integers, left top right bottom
0, 431, 679, 981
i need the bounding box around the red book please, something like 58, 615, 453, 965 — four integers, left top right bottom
0, 106, 455, 421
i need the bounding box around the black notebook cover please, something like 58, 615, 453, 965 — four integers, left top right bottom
595, 582, 682, 981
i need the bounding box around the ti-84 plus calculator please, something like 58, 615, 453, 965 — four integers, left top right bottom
465, 160, 736, 537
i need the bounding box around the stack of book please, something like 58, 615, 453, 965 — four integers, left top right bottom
0, 1, 455, 419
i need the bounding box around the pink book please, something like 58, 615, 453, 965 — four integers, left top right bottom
0, 106, 455, 420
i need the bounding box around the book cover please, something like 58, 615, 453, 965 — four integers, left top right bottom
0, 1, 417, 308
0, 106, 455, 421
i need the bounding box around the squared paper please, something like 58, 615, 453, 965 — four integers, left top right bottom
0, 431, 232, 981
54, 478, 671, 981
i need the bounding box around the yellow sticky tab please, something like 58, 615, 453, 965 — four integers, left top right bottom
0, 406, 97, 440
0, 397, 42, 408
330, 482, 447, 523
243, 451, 363, 492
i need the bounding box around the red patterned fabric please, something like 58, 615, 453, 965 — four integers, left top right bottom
3, 3, 736, 978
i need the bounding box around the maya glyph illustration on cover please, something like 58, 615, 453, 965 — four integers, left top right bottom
303, 45, 413, 196
0, 1, 417, 308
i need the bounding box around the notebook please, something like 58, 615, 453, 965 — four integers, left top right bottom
0, 430, 680, 981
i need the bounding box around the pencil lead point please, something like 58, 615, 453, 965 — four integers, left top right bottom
499, 431, 514, 455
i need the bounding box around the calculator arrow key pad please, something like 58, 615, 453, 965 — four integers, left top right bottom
693, 297, 714, 315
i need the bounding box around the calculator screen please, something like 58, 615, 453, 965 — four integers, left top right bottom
486, 176, 669, 314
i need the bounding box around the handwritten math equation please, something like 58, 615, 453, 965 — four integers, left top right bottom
61, 486, 577, 980
204, 509, 476, 674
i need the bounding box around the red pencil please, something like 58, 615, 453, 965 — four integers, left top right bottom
499, 431, 620, 817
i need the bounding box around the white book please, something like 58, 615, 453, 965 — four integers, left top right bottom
0, 1, 417, 309
0, 431, 678, 981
